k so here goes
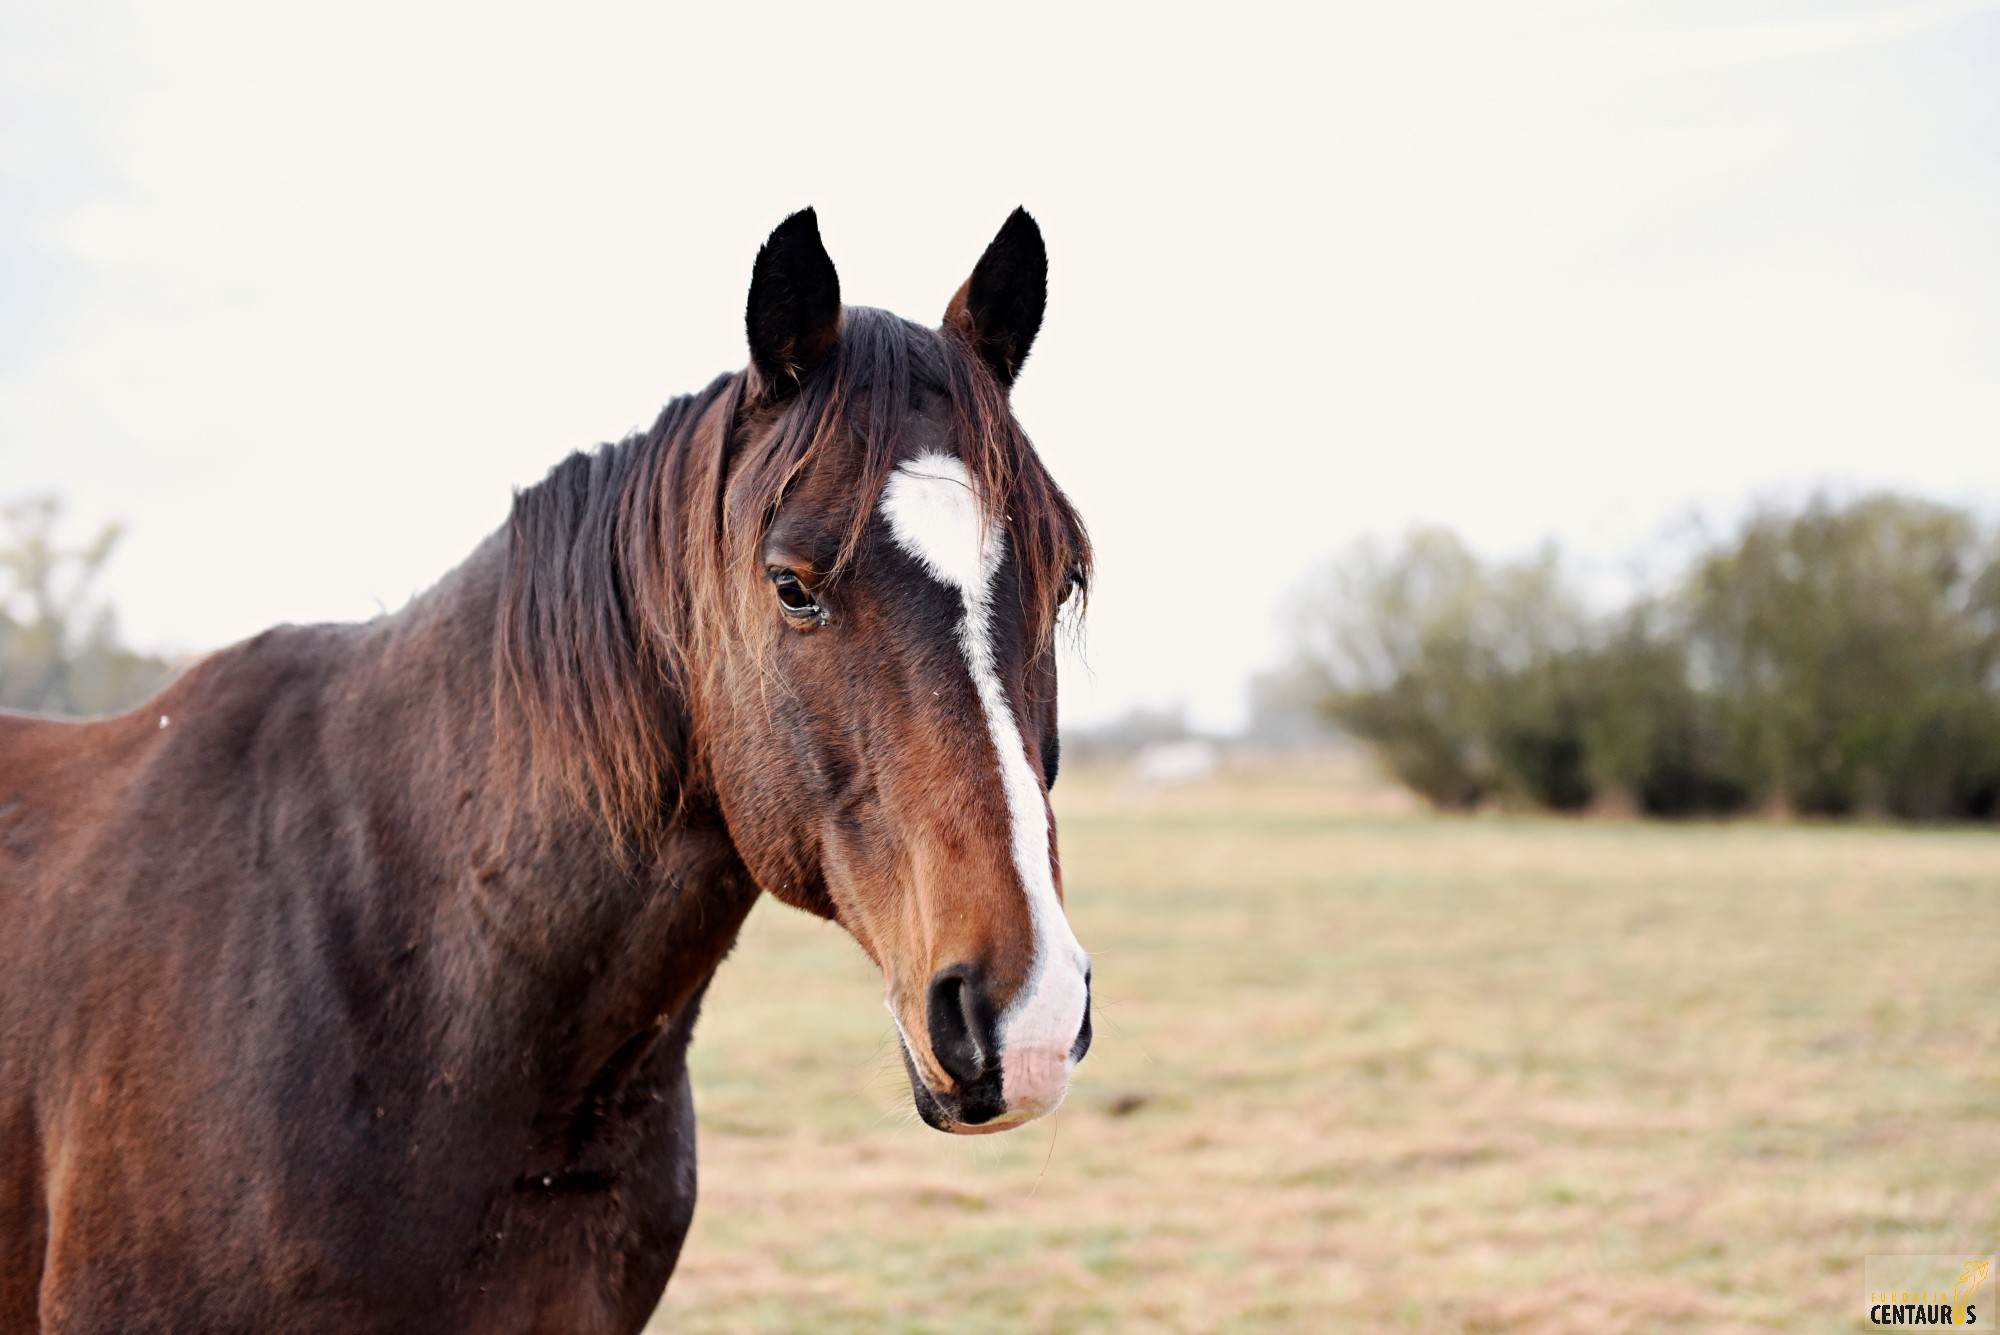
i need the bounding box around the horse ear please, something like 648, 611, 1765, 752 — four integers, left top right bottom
944, 207, 1047, 388
746, 208, 842, 398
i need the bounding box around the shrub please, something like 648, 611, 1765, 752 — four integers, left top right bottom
1686, 495, 2000, 819
1301, 528, 1595, 810
1297, 494, 2000, 821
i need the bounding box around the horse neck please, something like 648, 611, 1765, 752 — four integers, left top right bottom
351, 535, 757, 1092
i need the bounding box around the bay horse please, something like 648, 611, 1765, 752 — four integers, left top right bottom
0, 209, 1093, 1333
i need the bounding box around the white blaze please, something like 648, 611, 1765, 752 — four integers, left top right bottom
879, 452, 1089, 1119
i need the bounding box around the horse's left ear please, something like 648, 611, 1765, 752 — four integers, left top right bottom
944, 208, 1047, 388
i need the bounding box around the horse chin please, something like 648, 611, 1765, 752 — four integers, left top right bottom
946, 1108, 1039, 1136
899, 1039, 1031, 1136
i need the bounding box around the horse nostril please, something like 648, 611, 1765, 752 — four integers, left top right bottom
1070, 968, 1093, 1064
925, 967, 994, 1090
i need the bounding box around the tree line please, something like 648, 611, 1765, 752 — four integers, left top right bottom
1295, 493, 2000, 820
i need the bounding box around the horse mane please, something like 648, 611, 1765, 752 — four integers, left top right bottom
496, 308, 1092, 853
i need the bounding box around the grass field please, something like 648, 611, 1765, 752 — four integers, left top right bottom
649, 757, 2000, 1333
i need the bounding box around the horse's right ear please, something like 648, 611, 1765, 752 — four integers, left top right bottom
944, 208, 1047, 388
745, 209, 842, 399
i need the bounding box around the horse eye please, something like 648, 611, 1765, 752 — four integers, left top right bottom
771, 571, 820, 617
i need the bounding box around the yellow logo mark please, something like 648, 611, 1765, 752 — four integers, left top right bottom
1958, 1259, 1991, 1322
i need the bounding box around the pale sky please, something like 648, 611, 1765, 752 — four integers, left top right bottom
3, 0, 1997, 728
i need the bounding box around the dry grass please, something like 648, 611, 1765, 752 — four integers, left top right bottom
649, 755, 2000, 1333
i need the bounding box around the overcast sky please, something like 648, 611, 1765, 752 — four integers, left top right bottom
3, 0, 1997, 728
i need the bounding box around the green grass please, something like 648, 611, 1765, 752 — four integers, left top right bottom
650, 757, 2000, 1333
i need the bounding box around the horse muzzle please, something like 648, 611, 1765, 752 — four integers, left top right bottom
898, 961, 1092, 1135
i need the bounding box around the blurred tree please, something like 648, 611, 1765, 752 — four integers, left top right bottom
1688, 495, 2000, 818
1479, 550, 1598, 811
0, 495, 175, 716
1578, 601, 1750, 817
1297, 528, 1600, 809
1297, 527, 1493, 808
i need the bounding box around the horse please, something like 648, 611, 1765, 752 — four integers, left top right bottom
0, 209, 1094, 1334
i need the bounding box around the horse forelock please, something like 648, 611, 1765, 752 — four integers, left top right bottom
497, 307, 1091, 855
